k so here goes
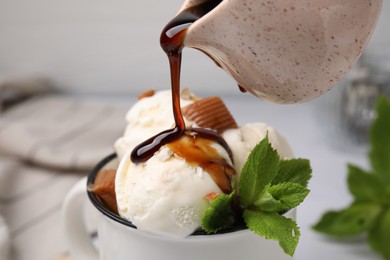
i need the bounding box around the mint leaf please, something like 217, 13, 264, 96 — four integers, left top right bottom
256, 183, 309, 212
369, 95, 390, 183
314, 96, 390, 259
239, 135, 280, 208
313, 203, 382, 237
237, 136, 312, 256
244, 210, 300, 256
368, 208, 390, 260
347, 164, 388, 203
273, 158, 312, 187
201, 192, 235, 234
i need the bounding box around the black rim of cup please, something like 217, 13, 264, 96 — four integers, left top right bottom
87, 153, 137, 228
87, 153, 247, 236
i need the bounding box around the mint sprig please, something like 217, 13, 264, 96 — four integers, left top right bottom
313, 202, 382, 236
239, 135, 280, 208
201, 135, 312, 256
313, 96, 390, 260
244, 210, 300, 256
257, 183, 309, 212
273, 159, 312, 186
201, 192, 236, 234
370, 96, 390, 183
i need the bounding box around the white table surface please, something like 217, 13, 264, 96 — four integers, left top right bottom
0, 89, 382, 260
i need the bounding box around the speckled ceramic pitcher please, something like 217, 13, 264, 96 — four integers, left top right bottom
181, 0, 382, 103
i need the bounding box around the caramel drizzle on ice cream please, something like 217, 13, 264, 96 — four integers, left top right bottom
130, 0, 236, 194
167, 134, 235, 194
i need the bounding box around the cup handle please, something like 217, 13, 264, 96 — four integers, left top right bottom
62, 177, 99, 260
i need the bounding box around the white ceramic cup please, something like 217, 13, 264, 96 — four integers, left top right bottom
62, 154, 295, 260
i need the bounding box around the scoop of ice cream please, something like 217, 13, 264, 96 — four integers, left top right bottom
222, 123, 294, 174
113, 89, 292, 237
115, 135, 234, 237
114, 89, 199, 159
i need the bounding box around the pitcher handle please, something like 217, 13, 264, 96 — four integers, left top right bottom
62, 177, 99, 260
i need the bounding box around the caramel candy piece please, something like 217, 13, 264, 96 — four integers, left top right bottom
93, 169, 118, 214
182, 96, 238, 133
204, 192, 220, 201
138, 89, 155, 100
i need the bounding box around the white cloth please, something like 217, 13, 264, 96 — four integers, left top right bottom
0, 214, 10, 260
0, 95, 128, 171
0, 94, 129, 260
0, 76, 53, 113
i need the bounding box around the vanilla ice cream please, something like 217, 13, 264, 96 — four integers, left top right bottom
114, 90, 294, 238
115, 135, 233, 237
222, 123, 294, 174
114, 89, 199, 159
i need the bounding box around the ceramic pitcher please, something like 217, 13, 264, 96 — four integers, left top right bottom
181, 0, 382, 104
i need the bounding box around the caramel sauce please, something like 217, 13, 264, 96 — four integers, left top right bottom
238, 85, 248, 93
130, 0, 236, 194
167, 133, 235, 194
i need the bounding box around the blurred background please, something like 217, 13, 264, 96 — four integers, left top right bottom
0, 1, 389, 260
0, 1, 389, 96
0, 0, 236, 96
